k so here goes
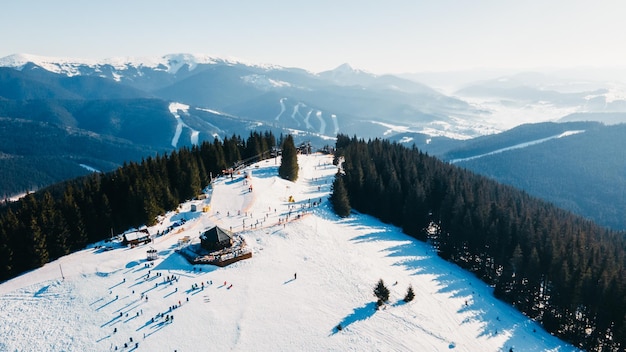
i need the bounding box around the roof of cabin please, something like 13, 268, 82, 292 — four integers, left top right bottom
200, 226, 233, 243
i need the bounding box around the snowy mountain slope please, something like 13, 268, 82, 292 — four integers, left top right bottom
0, 154, 577, 351
0, 53, 487, 140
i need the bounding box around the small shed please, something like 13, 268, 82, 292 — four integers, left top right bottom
200, 226, 234, 251
122, 229, 151, 246
146, 248, 158, 261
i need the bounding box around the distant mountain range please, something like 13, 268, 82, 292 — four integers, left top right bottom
0, 53, 479, 137
1, 53, 626, 230
0, 53, 485, 198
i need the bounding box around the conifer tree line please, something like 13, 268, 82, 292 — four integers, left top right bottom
0, 131, 280, 283
334, 134, 626, 351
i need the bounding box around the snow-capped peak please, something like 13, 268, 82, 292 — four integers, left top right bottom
0, 53, 286, 77
0, 53, 101, 76
331, 62, 372, 76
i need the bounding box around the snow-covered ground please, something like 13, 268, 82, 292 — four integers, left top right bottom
0, 154, 578, 351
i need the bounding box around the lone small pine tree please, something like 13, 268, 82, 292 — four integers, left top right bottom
404, 285, 415, 302
374, 279, 390, 305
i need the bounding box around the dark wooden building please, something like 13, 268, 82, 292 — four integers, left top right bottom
200, 226, 234, 251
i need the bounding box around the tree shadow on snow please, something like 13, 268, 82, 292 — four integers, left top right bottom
244, 164, 279, 179
330, 301, 378, 335
153, 251, 218, 275
348, 223, 545, 351
349, 228, 392, 244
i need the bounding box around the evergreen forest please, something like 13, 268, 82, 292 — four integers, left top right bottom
0, 131, 278, 283
1, 130, 625, 350
334, 135, 626, 351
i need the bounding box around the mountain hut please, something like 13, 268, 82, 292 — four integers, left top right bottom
200, 226, 234, 251
122, 229, 151, 246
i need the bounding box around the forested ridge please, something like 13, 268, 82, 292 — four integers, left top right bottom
334, 135, 626, 351
0, 131, 278, 282
451, 122, 626, 230
2, 129, 625, 350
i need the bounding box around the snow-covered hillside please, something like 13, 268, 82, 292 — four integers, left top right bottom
0, 154, 577, 351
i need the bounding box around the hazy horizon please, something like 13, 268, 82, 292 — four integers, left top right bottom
2, 0, 626, 75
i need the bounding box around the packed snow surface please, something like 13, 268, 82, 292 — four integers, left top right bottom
0, 154, 577, 351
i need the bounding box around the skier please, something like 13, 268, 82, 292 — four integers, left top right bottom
294, 272, 297, 280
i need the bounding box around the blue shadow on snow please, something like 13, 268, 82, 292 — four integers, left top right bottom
331, 301, 378, 334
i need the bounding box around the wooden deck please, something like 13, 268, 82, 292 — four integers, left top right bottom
178, 244, 252, 267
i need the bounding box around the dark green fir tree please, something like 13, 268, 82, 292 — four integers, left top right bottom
330, 172, 350, 217
404, 285, 415, 302
278, 135, 299, 181
374, 278, 390, 305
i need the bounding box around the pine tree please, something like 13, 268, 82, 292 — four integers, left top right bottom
330, 172, 350, 217
404, 285, 415, 302
278, 135, 299, 181
0, 217, 14, 280
28, 217, 49, 268
374, 279, 390, 305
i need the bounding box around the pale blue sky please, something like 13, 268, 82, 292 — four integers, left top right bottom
2, 0, 626, 74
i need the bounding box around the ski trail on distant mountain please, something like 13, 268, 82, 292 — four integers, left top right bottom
450, 130, 585, 163
316, 111, 326, 135
290, 103, 306, 127
169, 102, 200, 148
330, 114, 339, 135
303, 109, 313, 130
191, 131, 200, 145
275, 98, 287, 121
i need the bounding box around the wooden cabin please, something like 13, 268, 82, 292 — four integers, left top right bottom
200, 226, 234, 251
122, 229, 151, 246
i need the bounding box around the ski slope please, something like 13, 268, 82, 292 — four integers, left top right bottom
0, 154, 578, 351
